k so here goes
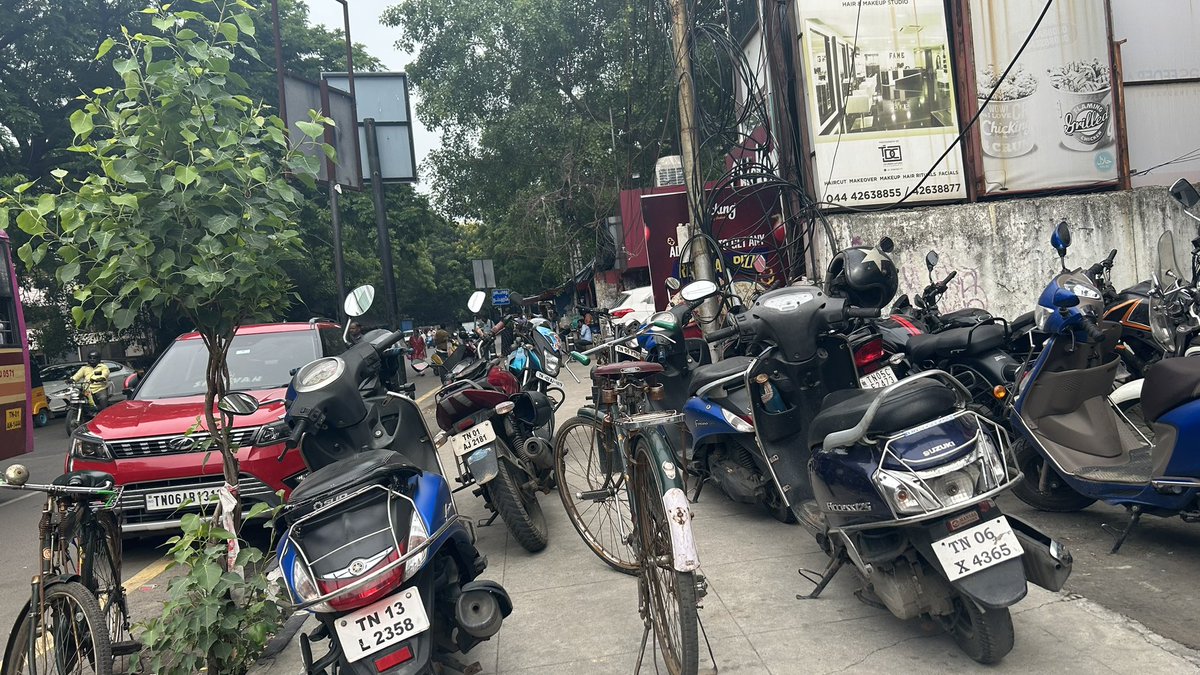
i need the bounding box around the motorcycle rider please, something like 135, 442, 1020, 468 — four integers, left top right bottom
71, 351, 110, 410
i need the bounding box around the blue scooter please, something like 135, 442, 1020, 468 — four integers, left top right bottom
1011, 221, 1200, 552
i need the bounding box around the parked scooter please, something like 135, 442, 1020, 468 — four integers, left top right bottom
223, 286, 511, 674
1011, 221, 1200, 553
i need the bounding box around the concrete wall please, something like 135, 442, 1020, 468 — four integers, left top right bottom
818, 186, 1195, 320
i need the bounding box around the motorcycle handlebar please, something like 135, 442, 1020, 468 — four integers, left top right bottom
704, 325, 738, 343
940, 270, 958, 288
845, 307, 884, 319
1105, 248, 1117, 266
1080, 316, 1105, 342
280, 419, 308, 461
375, 329, 407, 352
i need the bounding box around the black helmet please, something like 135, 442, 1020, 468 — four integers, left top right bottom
87, 350, 101, 366
824, 240, 899, 309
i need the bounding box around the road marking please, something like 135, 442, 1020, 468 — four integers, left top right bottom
122, 555, 172, 592
415, 387, 439, 405
0, 492, 41, 508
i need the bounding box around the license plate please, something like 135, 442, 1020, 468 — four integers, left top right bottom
535, 371, 564, 388
450, 423, 497, 457
859, 366, 897, 389
615, 344, 641, 358
335, 587, 431, 663
145, 487, 220, 512
932, 516, 1024, 581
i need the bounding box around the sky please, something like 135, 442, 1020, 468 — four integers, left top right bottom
299, 0, 436, 185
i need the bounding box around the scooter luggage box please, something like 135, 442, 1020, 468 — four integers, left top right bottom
1006, 514, 1073, 592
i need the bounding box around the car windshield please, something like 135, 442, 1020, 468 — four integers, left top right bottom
41, 364, 81, 381
136, 331, 319, 400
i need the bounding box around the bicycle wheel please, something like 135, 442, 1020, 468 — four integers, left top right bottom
78, 515, 132, 654
554, 415, 637, 574
4, 581, 112, 675
631, 440, 698, 675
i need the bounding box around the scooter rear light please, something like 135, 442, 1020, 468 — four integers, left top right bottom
375, 645, 415, 671
455, 418, 476, 432
318, 549, 405, 612
854, 338, 886, 374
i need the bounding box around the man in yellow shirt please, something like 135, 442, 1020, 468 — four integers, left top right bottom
71, 351, 111, 410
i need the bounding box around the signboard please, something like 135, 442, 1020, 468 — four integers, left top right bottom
322, 72, 417, 183
282, 74, 362, 189
969, 0, 1119, 193
641, 187, 786, 311
472, 259, 496, 289
798, 0, 966, 207
491, 289, 511, 307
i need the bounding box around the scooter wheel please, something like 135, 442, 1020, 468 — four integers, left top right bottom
942, 593, 1014, 665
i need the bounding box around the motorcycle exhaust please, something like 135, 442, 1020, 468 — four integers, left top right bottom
519, 436, 553, 465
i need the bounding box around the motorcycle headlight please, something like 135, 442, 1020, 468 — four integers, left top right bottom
69, 431, 112, 462
51, 388, 71, 398
289, 554, 334, 613
254, 419, 290, 447
544, 353, 560, 376
1033, 305, 1053, 332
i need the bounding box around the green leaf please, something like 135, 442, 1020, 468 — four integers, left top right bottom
113, 57, 138, 75
13, 181, 35, 194
175, 165, 199, 187
36, 193, 55, 216
50, 168, 68, 180
295, 120, 324, 139
69, 109, 94, 138
196, 562, 222, 592
159, 174, 176, 192
176, 28, 198, 40
232, 12, 256, 37
110, 194, 138, 208
70, 306, 84, 325
15, 211, 42, 235
110, 158, 147, 184
218, 22, 238, 44
95, 37, 115, 60
57, 261, 81, 284
245, 502, 271, 520
249, 166, 267, 183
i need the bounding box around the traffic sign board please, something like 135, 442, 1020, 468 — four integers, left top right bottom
491, 289, 511, 307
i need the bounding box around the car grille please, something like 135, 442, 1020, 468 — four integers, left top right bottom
118, 474, 280, 526
108, 427, 261, 459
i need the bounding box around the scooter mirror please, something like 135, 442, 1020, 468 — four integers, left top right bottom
925, 250, 939, 271
878, 236, 895, 254
217, 391, 261, 416
680, 280, 719, 302
4, 464, 29, 487
570, 351, 591, 366
1051, 221, 1071, 257
1052, 287, 1080, 309
467, 291, 486, 314
344, 285, 376, 318
665, 277, 681, 291
1170, 178, 1200, 209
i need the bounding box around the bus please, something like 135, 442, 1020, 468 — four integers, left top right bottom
0, 230, 31, 460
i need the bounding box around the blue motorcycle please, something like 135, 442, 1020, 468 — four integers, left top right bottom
226, 286, 511, 674
1011, 220, 1200, 552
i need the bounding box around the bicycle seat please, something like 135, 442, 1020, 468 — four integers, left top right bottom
52, 470, 115, 490
592, 361, 663, 379
807, 380, 957, 449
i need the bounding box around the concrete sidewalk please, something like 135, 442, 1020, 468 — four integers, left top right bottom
252, 375, 1200, 675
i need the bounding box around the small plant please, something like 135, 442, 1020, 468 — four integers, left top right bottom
136, 504, 284, 674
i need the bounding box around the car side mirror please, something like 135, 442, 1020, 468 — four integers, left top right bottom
1052, 288, 1080, 309
217, 391, 261, 416
122, 372, 139, 398
1170, 178, 1200, 209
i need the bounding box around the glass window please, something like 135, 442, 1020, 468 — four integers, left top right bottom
135, 331, 320, 400
319, 327, 348, 357
41, 363, 81, 382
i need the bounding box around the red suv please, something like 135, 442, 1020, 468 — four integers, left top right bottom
67, 321, 345, 534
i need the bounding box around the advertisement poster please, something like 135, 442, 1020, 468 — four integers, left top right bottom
969, 0, 1119, 192
798, 0, 966, 207
640, 187, 786, 311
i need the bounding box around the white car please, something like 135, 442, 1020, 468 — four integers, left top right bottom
43, 360, 133, 415
609, 285, 657, 327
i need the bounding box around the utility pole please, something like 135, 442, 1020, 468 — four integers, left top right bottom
667, 0, 721, 331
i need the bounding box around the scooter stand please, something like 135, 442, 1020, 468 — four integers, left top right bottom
1102, 506, 1142, 554
797, 553, 846, 600
432, 654, 482, 675
476, 512, 499, 528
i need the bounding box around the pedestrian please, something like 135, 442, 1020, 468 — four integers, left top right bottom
348, 321, 364, 344
409, 329, 427, 375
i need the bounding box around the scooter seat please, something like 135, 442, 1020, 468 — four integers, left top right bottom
941, 308, 993, 327
687, 356, 754, 396
807, 379, 958, 449
592, 361, 663, 379
1142, 356, 1200, 423
289, 449, 419, 505
906, 324, 1005, 363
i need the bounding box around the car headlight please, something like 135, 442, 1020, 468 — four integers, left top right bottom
70, 431, 113, 462
289, 554, 334, 613
254, 419, 290, 447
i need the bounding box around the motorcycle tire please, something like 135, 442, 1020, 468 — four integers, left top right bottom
490, 457, 549, 552
941, 592, 1014, 665
65, 409, 81, 436
1010, 439, 1097, 512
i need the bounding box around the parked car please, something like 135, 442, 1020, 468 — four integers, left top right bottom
66, 322, 345, 534
43, 359, 133, 415
609, 285, 656, 326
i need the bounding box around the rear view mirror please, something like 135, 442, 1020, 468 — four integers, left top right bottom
1171, 178, 1200, 209
665, 277, 681, 291
1051, 221, 1071, 256
878, 236, 895, 254
1052, 288, 1080, 309
468, 291, 486, 314
680, 280, 718, 302
344, 285, 376, 317
217, 391, 261, 416
925, 250, 939, 271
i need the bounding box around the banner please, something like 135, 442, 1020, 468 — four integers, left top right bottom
799, 0, 967, 207
640, 187, 786, 312
969, 0, 1119, 192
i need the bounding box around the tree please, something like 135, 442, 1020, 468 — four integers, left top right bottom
5, 0, 327, 547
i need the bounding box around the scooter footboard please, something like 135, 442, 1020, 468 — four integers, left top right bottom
1007, 514, 1073, 592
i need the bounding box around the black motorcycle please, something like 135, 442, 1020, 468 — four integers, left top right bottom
222, 286, 511, 675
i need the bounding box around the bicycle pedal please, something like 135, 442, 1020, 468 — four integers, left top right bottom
694, 574, 709, 599
576, 488, 613, 502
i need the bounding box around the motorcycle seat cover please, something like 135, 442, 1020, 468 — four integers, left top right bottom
289, 449, 418, 504
906, 324, 1005, 363
807, 379, 958, 448
52, 470, 115, 489
687, 356, 754, 395
592, 361, 664, 379
1142, 357, 1200, 423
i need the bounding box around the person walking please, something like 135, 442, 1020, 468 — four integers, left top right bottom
409, 329, 427, 375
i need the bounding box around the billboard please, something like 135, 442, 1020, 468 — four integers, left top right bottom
797, 0, 966, 207
641, 187, 786, 311
322, 72, 418, 183
282, 74, 362, 189
969, 0, 1119, 192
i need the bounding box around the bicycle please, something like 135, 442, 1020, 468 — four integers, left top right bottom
554, 338, 703, 675
1, 465, 134, 675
